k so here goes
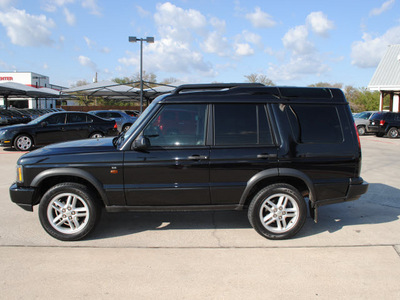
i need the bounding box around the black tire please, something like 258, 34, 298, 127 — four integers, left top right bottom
376, 132, 384, 137
248, 183, 307, 240
387, 127, 399, 138
357, 125, 366, 136
14, 134, 33, 151
38, 183, 101, 241
89, 132, 104, 138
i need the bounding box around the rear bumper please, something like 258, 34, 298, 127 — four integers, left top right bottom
9, 183, 36, 212
314, 177, 369, 207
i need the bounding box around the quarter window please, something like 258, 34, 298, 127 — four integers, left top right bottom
286, 105, 343, 143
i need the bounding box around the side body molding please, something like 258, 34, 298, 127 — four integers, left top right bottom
239, 168, 316, 206
30, 168, 109, 205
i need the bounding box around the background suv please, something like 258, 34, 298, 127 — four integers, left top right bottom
89, 110, 137, 132
367, 112, 400, 138
354, 111, 379, 135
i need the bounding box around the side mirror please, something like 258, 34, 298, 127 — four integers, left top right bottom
41, 121, 48, 127
133, 136, 150, 151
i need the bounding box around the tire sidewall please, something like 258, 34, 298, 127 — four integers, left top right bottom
14, 134, 33, 151
248, 183, 307, 240
38, 183, 100, 241
357, 126, 365, 136
388, 127, 398, 138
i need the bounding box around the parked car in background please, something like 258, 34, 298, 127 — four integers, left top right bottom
354, 110, 379, 135
367, 112, 400, 138
120, 110, 140, 117
89, 110, 137, 132
0, 111, 118, 151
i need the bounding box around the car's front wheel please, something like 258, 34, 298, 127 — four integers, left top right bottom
38, 183, 101, 241
248, 183, 307, 240
14, 134, 33, 151
89, 132, 104, 138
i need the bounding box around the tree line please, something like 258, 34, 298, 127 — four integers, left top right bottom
71, 72, 383, 112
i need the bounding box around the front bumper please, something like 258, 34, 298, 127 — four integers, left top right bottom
9, 183, 36, 211
0, 140, 13, 147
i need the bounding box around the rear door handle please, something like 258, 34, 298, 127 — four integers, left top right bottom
188, 155, 208, 160
257, 153, 277, 159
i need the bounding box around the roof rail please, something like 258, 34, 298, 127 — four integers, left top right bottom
172, 83, 264, 95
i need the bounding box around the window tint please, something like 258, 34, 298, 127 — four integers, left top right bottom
286, 105, 343, 143
214, 104, 273, 146
143, 104, 207, 147
97, 112, 108, 118
46, 113, 66, 125
68, 113, 87, 123
109, 112, 121, 118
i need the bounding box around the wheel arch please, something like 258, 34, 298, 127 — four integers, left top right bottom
239, 168, 316, 208
30, 168, 108, 206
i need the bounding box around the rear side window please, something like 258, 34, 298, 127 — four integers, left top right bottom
214, 104, 273, 146
286, 105, 343, 143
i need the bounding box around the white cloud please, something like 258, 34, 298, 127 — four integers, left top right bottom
245, 7, 276, 28
136, 5, 151, 17
201, 31, 230, 56
306, 11, 334, 37
84, 36, 96, 48
82, 0, 101, 16
351, 26, 400, 68
78, 55, 97, 71
268, 54, 330, 82
234, 43, 254, 56
0, 0, 14, 9
242, 30, 262, 46
282, 25, 314, 55
154, 2, 207, 41
41, 0, 75, 12
63, 7, 76, 25
370, 0, 395, 16
0, 8, 55, 47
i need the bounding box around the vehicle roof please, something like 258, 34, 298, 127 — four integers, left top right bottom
157, 83, 348, 104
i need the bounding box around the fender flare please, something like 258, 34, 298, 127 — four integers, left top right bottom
239, 168, 316, 206
30, 168, 109, 205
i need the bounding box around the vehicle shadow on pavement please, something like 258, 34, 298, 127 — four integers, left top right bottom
297, 183, 400, 238
88, 183, 400, 241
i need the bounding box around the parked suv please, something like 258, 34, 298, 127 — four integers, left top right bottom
367, 112, 400, 138
354, 111, 379, 136
9, 84, 368, 241
89, 110, 137, 132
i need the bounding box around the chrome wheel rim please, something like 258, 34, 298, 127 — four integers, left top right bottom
91, 133, 103, 138
47, 193, 89, 234
259, 193, 299, 233
16, 136, 32, 150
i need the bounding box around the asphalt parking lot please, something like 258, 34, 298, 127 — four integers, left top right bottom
0, 135, 399, 299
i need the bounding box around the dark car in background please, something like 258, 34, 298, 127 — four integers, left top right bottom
89, 110, 137, 132
0, 111, 118, 151
367, 112, 400, 138
354, 110, 379, 135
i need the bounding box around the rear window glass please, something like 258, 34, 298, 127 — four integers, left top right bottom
286, 105, 343, 143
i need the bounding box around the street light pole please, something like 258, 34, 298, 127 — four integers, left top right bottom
128, 36, 154, 113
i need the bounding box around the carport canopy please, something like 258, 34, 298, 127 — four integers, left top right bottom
0, 82, 66, 109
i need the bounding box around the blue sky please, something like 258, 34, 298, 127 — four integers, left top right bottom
1, 0, 400, 88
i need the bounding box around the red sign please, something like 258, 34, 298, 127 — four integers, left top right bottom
0, 77, 13, 81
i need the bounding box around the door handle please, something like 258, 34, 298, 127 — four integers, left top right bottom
257, 153, 277, 159
188, 155, 208, 160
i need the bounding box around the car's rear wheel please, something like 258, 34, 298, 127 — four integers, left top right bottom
122, 124, 131, 132
387, 127, 399, 138
248, 183, 307, 240
38, 183, 101, 241
14, 134, 33, 151
89, 132, 104, 138
357, 125, 366, 136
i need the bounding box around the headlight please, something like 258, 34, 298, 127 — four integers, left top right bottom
16, 165, 23, 183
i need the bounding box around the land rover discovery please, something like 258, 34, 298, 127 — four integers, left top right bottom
9, 84, 368, 241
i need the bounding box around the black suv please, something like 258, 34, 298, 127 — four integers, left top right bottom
367, 112, 400, 138
9, 84, 368, 241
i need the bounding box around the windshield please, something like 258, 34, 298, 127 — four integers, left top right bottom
28, 113, 51, 124
115, 99, 160, 147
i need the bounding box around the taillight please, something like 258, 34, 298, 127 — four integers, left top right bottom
379, 120, 385, 126
113, 122, 118, 129
354, 123, 361, 149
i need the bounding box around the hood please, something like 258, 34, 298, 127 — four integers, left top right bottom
20, 137, 117, 159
